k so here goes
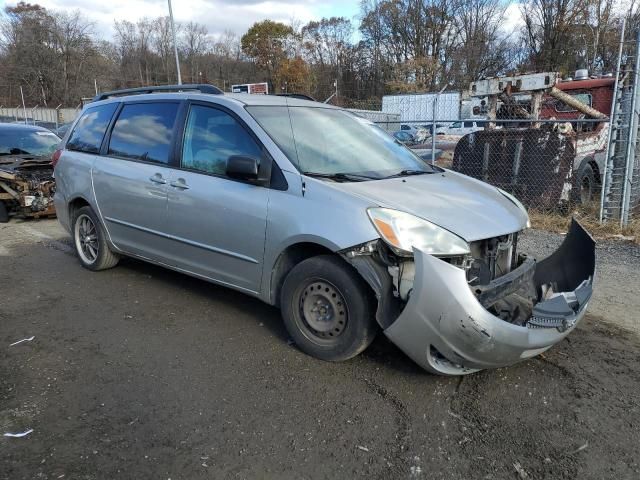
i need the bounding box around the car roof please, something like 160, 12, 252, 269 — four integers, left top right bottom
0, 122, 52, 133
89, 91, 336, 109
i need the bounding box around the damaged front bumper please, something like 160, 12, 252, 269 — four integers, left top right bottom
384, 220, 595, 375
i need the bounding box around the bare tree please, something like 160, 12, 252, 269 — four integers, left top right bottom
181, 21, 209, 83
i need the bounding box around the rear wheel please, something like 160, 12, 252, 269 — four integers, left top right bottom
72, 206, 119, 271
280, 255, 378, 362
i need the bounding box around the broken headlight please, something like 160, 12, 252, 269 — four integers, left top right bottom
367, 208, 470, 257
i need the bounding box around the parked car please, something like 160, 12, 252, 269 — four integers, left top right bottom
400, 124, 428, 143
420, 123, 448, 136
53, 85, 595, 375
438, 120, 486, 136
393, 130, 416, 145
0, 123, 59, 222
55, 122, 73, 139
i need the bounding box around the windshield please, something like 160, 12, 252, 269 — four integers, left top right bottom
247, 106, 437, 179
0, 129, 60, 156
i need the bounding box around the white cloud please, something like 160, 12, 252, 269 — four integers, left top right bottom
14, 0, 339, 38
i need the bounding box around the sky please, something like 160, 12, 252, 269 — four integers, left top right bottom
0, 0, 523, 40
0, 0, 362, 39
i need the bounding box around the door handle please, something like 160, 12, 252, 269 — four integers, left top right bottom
149, 173, 167, 184
169, 178, 190, 190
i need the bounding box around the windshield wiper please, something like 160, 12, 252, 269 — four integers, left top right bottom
383, 169, 434, 179
303, 171, 377, 182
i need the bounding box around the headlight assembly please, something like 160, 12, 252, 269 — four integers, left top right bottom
367, 208, 470, 257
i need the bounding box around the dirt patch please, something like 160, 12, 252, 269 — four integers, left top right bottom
1, 221, 639, 479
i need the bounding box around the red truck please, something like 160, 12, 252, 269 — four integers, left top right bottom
453, 71, 613, 209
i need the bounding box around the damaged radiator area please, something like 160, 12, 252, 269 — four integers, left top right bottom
0, 156, 56, 221
341, 220, 594, 333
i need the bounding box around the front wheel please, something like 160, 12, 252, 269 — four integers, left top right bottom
72, 206, 119, 271
280, 255, 378, 362
576, 163, 599, 204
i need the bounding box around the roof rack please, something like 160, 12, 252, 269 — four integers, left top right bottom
92, 84, 223, 102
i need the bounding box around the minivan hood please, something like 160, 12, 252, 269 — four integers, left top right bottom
331, 170, 529, 242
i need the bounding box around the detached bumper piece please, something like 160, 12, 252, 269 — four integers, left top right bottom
384, 220, 595, 375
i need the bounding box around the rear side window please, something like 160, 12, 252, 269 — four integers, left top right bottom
108, 102, 179, 164
67, 103, 118, 153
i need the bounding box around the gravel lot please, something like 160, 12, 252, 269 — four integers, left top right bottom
1, 219, 639, 479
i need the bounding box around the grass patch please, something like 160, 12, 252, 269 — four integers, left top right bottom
529, 204, 639, 243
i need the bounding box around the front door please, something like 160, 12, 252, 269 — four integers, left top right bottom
163, 103, 270, 293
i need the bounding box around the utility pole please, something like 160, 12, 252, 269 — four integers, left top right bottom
168, 0, 182, 85
431, 84, 448, 165
20, 86, 27, 125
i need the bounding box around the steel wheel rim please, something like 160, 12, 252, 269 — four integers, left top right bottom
298, 280, 348, 343
74, 214, 98, 264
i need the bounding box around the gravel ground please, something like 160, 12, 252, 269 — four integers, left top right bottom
1, 220, 639, 479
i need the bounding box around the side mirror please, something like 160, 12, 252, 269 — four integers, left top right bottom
226, 155, 259, 181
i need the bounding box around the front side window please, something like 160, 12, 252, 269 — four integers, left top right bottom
108, 102, 178, 164
67, 103, 118, 154
464, 121, 474, 128
248, 106, 437, 179
181, 105, 262, 175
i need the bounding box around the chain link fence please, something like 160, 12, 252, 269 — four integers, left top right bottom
362, 68, 640, 228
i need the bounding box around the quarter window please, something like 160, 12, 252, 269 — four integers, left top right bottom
181, 105, 262, 175
67, 103, 118, 153
108, 102, 178, 164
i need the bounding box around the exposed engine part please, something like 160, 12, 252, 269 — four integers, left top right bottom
0, 156, 56, 220
388, 261, 415, 301
467, 233, 515, 285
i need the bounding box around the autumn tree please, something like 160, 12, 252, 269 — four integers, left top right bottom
241, 20, 295, 88
274, 56, 312, 94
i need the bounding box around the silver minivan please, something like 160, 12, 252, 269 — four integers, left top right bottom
53, 85, 595, 375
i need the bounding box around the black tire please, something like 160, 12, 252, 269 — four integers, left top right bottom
72, 206, 119, 271
0, 201, 8, 223
280, 255, 378, 362
576, 163, 598, 204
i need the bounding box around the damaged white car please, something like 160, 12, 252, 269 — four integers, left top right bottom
53, 86, 595, 375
